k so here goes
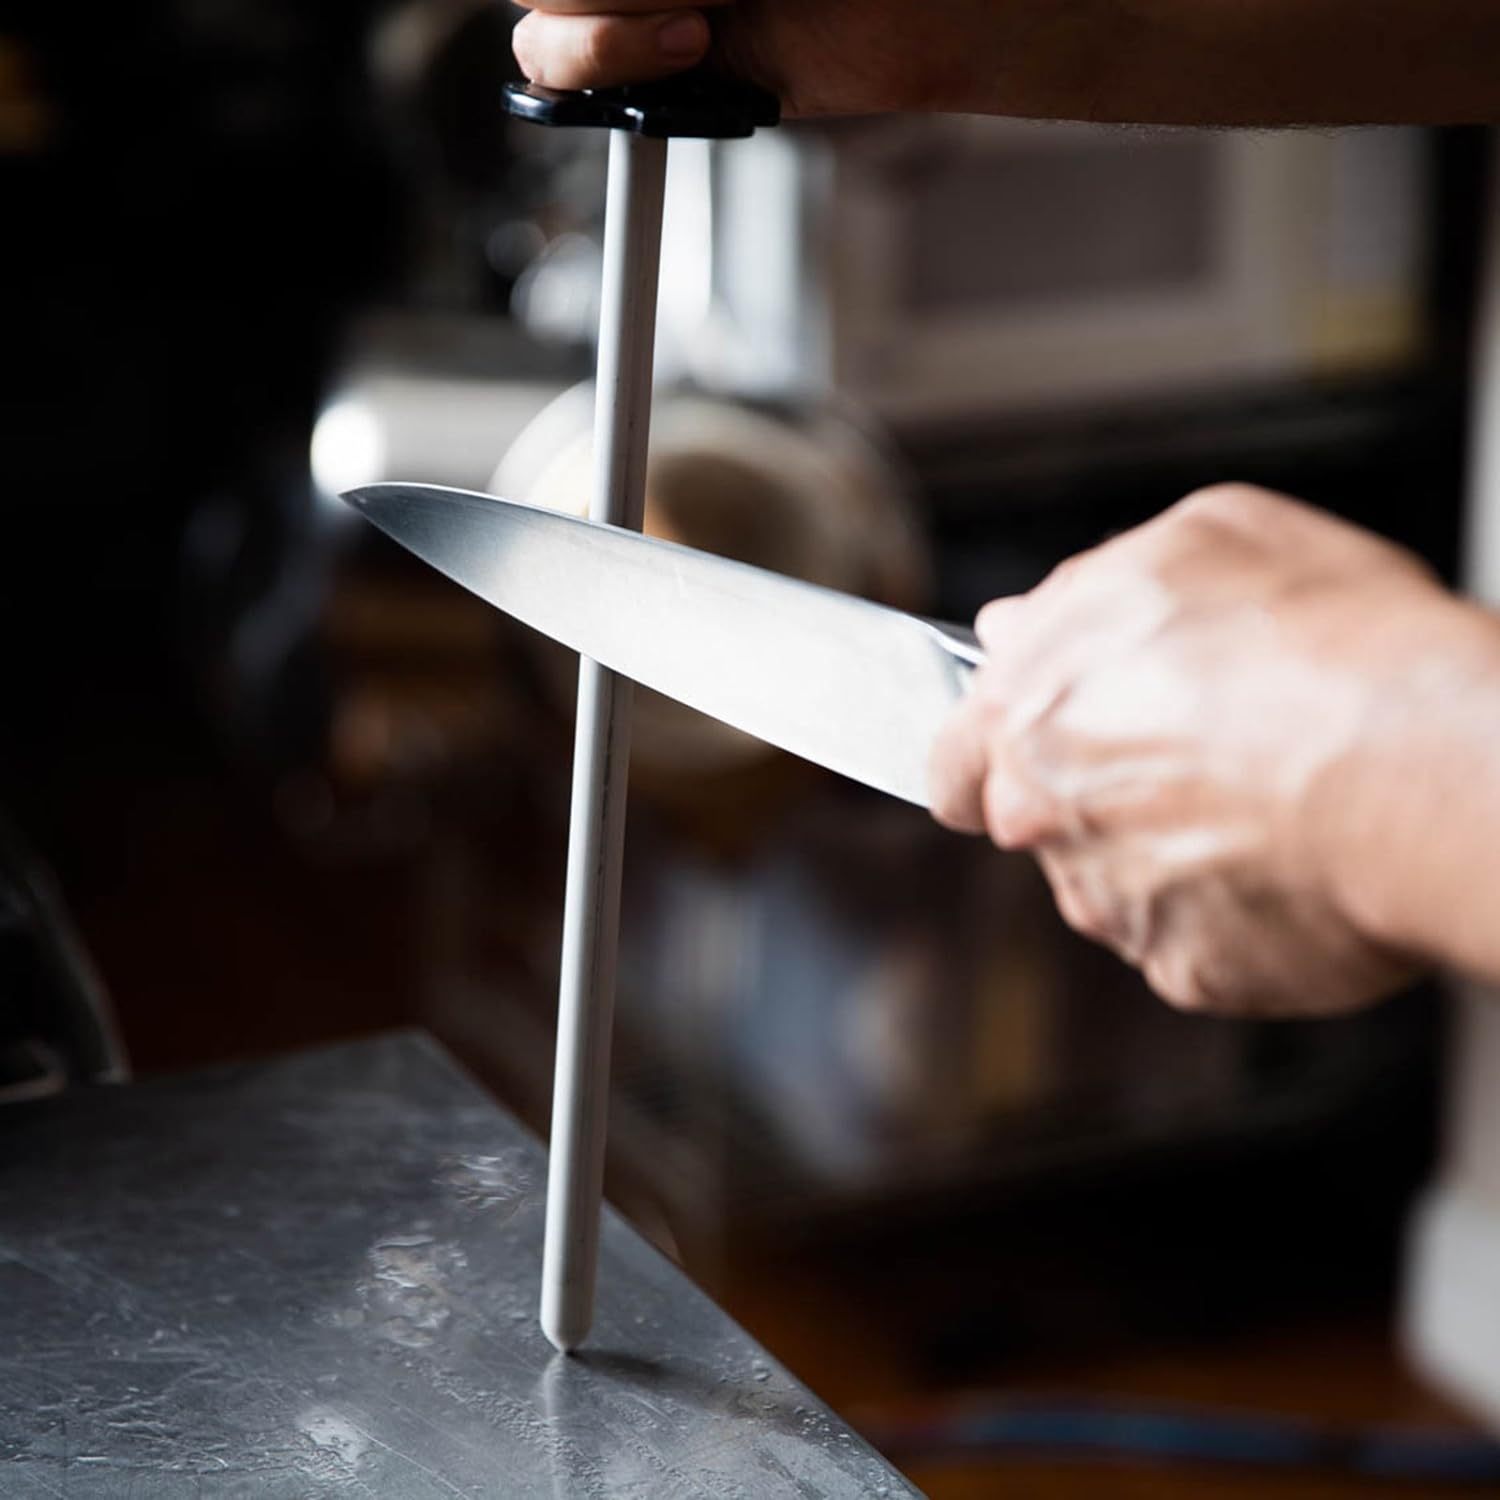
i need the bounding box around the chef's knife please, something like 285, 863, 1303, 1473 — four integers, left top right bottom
345, 482, 984, 808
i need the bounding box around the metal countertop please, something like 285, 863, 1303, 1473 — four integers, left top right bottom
0, 1030, 918, 1498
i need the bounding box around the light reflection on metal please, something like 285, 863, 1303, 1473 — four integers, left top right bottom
311, 398, 386, 506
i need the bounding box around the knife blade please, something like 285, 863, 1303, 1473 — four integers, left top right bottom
344, 481, 983, 808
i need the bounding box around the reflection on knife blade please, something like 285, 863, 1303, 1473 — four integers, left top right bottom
343, 482, 982, 807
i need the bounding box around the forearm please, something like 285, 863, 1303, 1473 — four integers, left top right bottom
514, 0, 1500, 125
921, 0, 1500, 125
1325, 600, 1500, 986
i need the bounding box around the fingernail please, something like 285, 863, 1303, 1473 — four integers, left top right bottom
658, 13, 707, 58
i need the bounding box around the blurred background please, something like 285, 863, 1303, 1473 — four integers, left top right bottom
3, 3, 1496, 1494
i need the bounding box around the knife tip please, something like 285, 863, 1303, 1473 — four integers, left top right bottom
341, 482, 440, 514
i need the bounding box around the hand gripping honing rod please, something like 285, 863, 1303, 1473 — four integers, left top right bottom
502, 72, 778, 1354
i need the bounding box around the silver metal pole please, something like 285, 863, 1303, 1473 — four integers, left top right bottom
541, 128, 669, 1355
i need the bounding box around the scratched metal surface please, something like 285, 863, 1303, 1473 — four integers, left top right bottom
0, 1031, 920, 1498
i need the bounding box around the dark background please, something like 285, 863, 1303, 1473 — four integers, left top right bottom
2, 5, 1495, 1494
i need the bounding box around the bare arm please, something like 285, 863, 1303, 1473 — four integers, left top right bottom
511, 0, 1500, 125
1324, 584, 1500, 991
967, 0, 1500, 126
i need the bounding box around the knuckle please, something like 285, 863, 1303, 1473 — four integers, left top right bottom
926, 766, 966, 828
1126, 484, 1281, 580
982, 771, 1053, 849
1174, 482, 1276, 530
1042, 549, 1095, 592
974, 596, 1020, 647
1047, 865, 1116, 947
1145, 951, 1220, 1014
1059, 893, 1109, 945
933, 799, 981, 837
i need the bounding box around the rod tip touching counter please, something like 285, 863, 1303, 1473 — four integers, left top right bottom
542, 1301, 591, 1356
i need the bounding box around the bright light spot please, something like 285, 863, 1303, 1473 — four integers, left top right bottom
311, 399, 386, 499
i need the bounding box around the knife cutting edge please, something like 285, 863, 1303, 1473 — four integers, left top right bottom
344, 481, 984, 809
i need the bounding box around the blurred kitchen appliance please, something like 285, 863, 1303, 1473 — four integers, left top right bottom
311, 314, 582, 504
687, 118, 1428, 424
318, 118, 1432, 496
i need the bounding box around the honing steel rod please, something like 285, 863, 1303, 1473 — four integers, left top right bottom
541, 128, 668, 1356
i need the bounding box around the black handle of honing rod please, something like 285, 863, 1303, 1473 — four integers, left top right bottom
503, 67, 780, 139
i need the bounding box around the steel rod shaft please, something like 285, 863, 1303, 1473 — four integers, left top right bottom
541, 129, 669, 1355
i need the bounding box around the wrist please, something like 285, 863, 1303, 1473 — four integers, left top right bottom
1313, 594, 1500, 971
